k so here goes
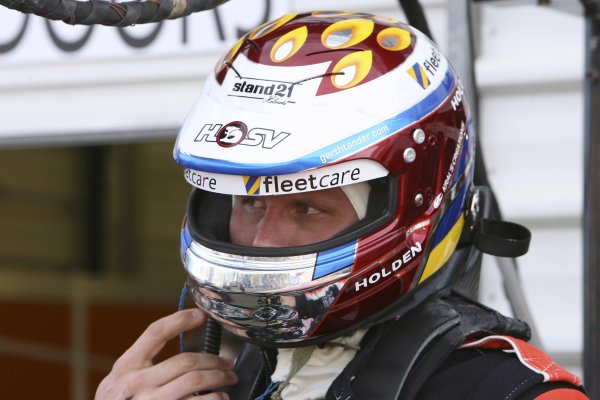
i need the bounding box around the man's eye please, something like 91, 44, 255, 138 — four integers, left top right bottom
297, 203, 320, 215
240, 197, 263, 208
240, 197, 254, 206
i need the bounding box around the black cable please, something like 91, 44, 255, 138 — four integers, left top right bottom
398, 0, 434, 42
190, 317, 222, 396
0, 0, 229, 27
179, 281, 223, 396
203, 317, 222, 355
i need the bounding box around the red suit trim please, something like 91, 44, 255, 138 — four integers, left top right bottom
460, 335, 581, 386
534, 388, 589, 399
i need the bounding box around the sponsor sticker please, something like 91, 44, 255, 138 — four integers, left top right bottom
354, 241, 423, 292
230, 78, 297, 106
318, 124, 390, 164
408, 45, 444, 89
216, 121, 247, 148
433, 119, 467, 209
407, 62, 430, 89
184, 159, 389, 195
422, 45, 443, 78
195, 122, 291, 149
450, 81, 465, 111
441, 120, 466, 194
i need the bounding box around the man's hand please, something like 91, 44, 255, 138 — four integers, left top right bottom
95, 309, 238, 400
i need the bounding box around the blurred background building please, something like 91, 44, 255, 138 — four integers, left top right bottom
0, 0, 587, 398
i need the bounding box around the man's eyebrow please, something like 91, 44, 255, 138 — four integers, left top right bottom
291, 197, 337, 208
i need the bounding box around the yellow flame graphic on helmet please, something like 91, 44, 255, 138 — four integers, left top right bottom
322, 19, 375, 49
215, 36, 245, 74
377, 27, 412, 51
216, 13, 415, 92
270, 26, 308, 63
331, 50, 373, 89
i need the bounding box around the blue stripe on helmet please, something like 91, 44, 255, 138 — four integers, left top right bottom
180, 226, 193, 262
313, 240, 358, 279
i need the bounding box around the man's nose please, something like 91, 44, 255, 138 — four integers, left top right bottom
252, 207, 291, 247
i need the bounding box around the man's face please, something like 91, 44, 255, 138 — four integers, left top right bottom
229, 187, 359, 247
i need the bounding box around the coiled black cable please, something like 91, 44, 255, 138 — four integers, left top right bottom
179, 281, 224, 396
0, 0, 228, 27
203, 317, 222, 355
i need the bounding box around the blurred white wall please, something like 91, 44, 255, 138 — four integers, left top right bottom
474, 2, 585, 375
0, 0, 586, 375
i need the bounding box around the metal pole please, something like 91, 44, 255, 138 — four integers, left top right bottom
582, 0, 600, 396
494, 257, 542, 348
447, 0, 542, 348
447, 0, 479, 125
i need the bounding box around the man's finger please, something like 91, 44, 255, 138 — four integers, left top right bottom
138, 352, 234, 388
154, 369, 238, 400
114, 309, 207, 371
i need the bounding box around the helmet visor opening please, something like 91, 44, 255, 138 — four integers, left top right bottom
186, 176, 396, 257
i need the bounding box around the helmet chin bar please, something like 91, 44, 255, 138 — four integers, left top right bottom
186, 279, 346, 345
184, 240, 479, 348
184, 240, 350, 346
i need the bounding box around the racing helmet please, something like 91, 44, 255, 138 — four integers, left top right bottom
175, 11, 476, 347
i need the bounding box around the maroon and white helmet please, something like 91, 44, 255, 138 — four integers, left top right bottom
174, 11, 475, 347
